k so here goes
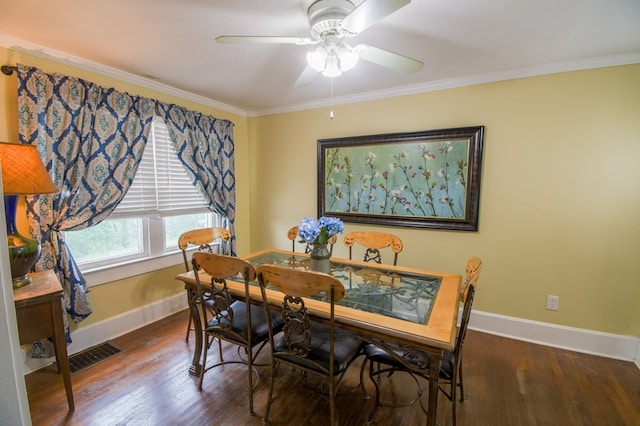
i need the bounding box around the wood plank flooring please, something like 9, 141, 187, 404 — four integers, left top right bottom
26, 309, 640, 425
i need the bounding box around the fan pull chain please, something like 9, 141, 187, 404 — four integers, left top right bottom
329, 79, 334, 120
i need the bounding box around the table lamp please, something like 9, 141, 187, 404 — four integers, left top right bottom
0, 142, 57, 288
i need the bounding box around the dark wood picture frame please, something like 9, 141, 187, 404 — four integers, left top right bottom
318, 126, 484, 231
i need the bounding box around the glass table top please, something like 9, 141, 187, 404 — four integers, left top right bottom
242, 251, 442, 326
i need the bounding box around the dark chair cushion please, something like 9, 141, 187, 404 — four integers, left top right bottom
207, 300, 284, 346
274, 322, 363, 375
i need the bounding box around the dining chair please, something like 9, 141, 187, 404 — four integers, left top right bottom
178, 227, 232, 342
191, 252, 284, 416
362, 256, 482, 426
257, 264, 365, 426
343, 230, 403, 265
287, 225, 337, 255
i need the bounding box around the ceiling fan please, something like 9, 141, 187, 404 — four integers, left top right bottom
215, 0, 424, 87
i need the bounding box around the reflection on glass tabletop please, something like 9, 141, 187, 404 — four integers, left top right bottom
245, 251, 442, 325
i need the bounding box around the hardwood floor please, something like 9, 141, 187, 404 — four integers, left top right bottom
26, 310, 640, 425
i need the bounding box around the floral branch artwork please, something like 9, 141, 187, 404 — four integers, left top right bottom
318, 126, 484, 231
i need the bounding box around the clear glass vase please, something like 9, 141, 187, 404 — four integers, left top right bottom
309, 243, 330, 274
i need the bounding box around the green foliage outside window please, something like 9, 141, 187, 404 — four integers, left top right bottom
65, 219, 142, 263
163, 214, 211, 248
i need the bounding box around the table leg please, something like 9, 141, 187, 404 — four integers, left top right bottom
186, 287, 203, 376
426, 350, 442, 426
51, 299, 74, 411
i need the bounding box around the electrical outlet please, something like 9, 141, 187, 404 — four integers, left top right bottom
546, 295, 559, 311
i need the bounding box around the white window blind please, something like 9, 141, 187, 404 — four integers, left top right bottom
115, 116, 209, 217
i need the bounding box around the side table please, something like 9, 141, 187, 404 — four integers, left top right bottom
13, 270, 74, 411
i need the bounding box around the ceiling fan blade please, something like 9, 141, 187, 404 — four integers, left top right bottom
340, 0, 411, 34
358, 44, 423, 73
215, 35, 315, 45
294, 65, 318, 87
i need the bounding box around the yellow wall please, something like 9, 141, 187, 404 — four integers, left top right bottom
2, 46, 639, 338
0, 48, 251, 327
249, 64, 640, 337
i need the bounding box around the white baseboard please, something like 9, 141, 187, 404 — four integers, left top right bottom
468, 309, 640, 366
20, 293, 187, 374
21, 296, 640, 374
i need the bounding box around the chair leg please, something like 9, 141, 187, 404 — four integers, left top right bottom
365, 357, 382, 423
247, 348, 255, 416
204, 335, 225, 362
198, 339, 208, 391
329, 377, 337, 426
185, 301, 193, 342
359, 357, 369, 399
458, 361, 465, 402
450, 375, 458, 426
264, 360, 277, 424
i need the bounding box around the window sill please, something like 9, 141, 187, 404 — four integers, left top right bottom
81, 251, 184, 288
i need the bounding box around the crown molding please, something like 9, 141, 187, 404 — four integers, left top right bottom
250, 51, 640, 116
0, 34, 247, 117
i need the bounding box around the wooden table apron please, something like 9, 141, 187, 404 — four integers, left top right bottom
175, 248, 461, 426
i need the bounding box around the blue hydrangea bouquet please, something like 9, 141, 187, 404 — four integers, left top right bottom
297, 216, 344, 245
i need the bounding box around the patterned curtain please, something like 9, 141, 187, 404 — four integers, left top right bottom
17, 64, 155, 353
156, 103, 237, 255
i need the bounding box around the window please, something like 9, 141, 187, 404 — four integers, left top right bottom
64, 116, 222, 283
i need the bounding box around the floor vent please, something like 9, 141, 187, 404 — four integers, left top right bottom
69, 341, 122, 374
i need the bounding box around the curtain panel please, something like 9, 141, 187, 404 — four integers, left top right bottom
156, 103, 237, 255
16, 64, 155, 352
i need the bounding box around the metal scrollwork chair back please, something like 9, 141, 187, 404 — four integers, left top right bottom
344, 231, 403, 265
257, 264, 364, 426
191, 252, 283, 416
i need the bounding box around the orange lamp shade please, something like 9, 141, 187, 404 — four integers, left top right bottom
0, 142, 57, 195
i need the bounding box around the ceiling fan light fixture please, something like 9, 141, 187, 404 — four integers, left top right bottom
306, 42, 360, 77
322, 53, 342, 77
307, 46, 328, 73
336, 44, 359, 72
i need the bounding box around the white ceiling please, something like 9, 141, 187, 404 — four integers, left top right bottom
1, 0, 639, 116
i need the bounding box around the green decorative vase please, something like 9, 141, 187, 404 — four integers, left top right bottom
5, 195, 39, 288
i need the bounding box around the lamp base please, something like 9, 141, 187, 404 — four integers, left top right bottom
5, 195, 40, 288
12, 275, 32, 288
8, 234, 40, 288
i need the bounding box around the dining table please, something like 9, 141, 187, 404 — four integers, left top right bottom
175, 248, 461, 426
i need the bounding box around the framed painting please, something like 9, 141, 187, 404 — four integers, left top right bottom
318, 126, 484, 231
